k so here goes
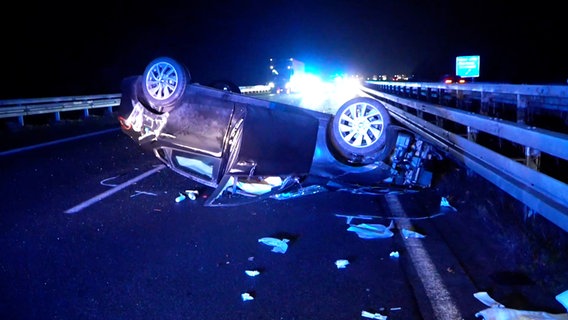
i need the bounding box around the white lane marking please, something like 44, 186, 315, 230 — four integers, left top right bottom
385, 194, 462, 320
0, 128, 120, 156
64, 164, 166, 214
100, 175, 158, 197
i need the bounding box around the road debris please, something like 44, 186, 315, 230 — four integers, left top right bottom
361, 310, 387, 319
440, 196, 457, 211
175, 190, 199, 202
245, 270, 260, 277
558, 290, 568, 311
347, 221, 394, 239
335, 259, 350, 269
401, 228, 426, 239
473, 292, 504, 308
241, 292, 254, 301
175, 193, 187, 203
258, 237, 290, 253
184, 189, 199, 200
474, 290, 568, 319
389, 251, 400, 259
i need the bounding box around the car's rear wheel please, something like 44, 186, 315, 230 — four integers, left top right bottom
329, 97, 391, 164
142, 57, 190, 113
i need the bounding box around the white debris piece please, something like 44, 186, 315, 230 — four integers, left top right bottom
361, 310, 387, 319
440, 197, 457, 211
335, 259, 350, 269
557, 289, 568, 312
184, 189, 199, 200
258, 237, 290, 253
175, 193, 186, 203
389, 251, 400, 258
401, 228, 426, 239
475, 307, 568, 320
474, 291, 568, 320
241, 292, 254, 301
245, 270, 260, 277
175, 190, 199, 202
473, 292, 505, 308
347, 221, 394, 239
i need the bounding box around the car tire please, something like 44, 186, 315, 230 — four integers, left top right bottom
208, 80, 241, 94
329, 97, 391, 164
141, 57, 190, 113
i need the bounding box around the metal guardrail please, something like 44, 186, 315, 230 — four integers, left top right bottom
0, 86, 267, 126
239, 84, 272, 95
0, 94, 122, 126
362, 81, 568, 232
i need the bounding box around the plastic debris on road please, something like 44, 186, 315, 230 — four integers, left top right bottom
401, 228, 426, 239
184, 190, 199, 200
245, 270, 260, 277
347, 221, 394, 239
557, 289, 568, 312
335, 259, 349, 269
475, 308, 568, 320
241, 292, 254, 301
175, 193, 187, 203
361, 310, 387, 319
175, 190, 199, 202
473, 292, 505, 308
271, 185, 327, 200
440, 196, 457, 211
474, 291, 568, 320
389, 251, 400, 258
258, 237, 290, 253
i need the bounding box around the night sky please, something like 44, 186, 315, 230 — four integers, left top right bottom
5, 0, 567, 99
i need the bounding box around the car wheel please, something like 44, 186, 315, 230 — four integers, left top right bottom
142, 57, 190, 113
329, 97, 391, 164
208, 80, 241, 94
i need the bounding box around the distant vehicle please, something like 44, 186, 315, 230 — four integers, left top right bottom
117, 56, 445, 206
268, 58, 305, 94
441, 74, 466, 84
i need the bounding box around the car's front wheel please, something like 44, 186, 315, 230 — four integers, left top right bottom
141, 57, 190, 113
329, 97, 391, 164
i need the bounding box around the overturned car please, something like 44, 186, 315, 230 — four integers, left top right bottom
118, 57, 444, 206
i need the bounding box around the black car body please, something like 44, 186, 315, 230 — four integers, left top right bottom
118, 57, 443, 206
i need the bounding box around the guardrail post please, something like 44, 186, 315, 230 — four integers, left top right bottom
525, 146, 541, 171
517, 95, 528, 124
480, 92, 492, 115
55, 111, 61, 122
84, 108, 90, 118
467, 126, 478, 142
456, 89, 464, 109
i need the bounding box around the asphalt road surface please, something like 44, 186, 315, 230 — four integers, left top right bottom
1, 116, 567, 319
